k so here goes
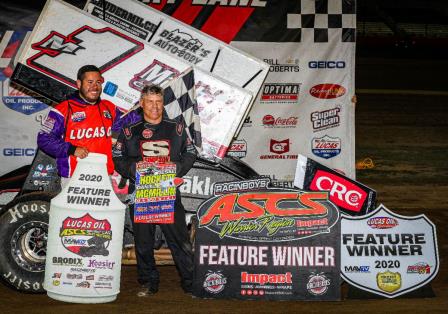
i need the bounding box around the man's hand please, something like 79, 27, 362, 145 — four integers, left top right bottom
74, 147, 89, 159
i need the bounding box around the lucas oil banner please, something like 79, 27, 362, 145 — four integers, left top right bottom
341, 204, 439, 298
193, 182, 341, 300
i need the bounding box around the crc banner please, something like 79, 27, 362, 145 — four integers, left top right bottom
294, 154, 376, 216
146, 0, 356, 181
193, 184, 341, 300
341, 204, 439, 298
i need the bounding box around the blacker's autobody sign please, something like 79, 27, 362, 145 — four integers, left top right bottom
341, 204, 439, 298
11, 0, 253, 161
193, 187, 341, 300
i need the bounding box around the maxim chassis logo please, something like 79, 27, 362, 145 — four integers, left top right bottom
260, 83, 300, 104
60, 214, 112, 257
197, 189, 339, 241
27, 26, 143, 87
129, 60, 180, 91
154, 28, 212, 65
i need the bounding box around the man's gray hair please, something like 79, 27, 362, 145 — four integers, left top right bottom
141, 85, 164, 98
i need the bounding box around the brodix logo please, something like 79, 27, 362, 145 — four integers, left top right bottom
197, 189, 339, 241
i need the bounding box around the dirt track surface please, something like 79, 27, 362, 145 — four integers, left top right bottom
2, 93, 448, 313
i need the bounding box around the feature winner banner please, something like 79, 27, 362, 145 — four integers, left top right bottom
145, 0, 356, 181
193, 180, 341, 300
11, 0, 253, 161
341, 204, 439, 298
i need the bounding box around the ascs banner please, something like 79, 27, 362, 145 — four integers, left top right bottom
193, 181, 341, 300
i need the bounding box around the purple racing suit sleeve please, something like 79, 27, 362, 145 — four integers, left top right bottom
111, 107, 142, 138
37, 108, 74, 158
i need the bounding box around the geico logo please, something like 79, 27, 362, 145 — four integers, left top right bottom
3, 148, 35, 156
141, 140, 170, 156
69, 127, 111, 140
309, 61, 346, 69
315, 176, 362, 207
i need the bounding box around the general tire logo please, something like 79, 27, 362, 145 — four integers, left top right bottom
270, 139, 289, 154
341, 205, 440, 298
27, 26, 143, 87
59, 214, 112, 257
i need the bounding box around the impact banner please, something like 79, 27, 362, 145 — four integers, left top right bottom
193, 183, 341, 300
341, 204, 439, 298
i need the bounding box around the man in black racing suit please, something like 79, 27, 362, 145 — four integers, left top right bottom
112, 85, 196, 296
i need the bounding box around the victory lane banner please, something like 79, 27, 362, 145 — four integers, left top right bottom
341, 204, 439, 298
134, 161, 176, 224
193, 180, 341, 300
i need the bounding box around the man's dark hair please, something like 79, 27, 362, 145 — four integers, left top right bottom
77, 65, 101, 80
141, 84, 164, 98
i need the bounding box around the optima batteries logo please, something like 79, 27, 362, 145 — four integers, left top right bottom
261, 83, 300, 103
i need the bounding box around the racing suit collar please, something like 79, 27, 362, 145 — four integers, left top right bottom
67, 92, 101, 106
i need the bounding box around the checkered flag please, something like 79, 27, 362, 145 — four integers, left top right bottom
161, 68, 202, 153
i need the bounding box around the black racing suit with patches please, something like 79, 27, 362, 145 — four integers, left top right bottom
112, 117, 196, 291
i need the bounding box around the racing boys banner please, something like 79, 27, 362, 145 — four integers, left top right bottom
193, 179, 341, 300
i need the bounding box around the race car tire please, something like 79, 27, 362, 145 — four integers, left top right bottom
0, 192, 53, 293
